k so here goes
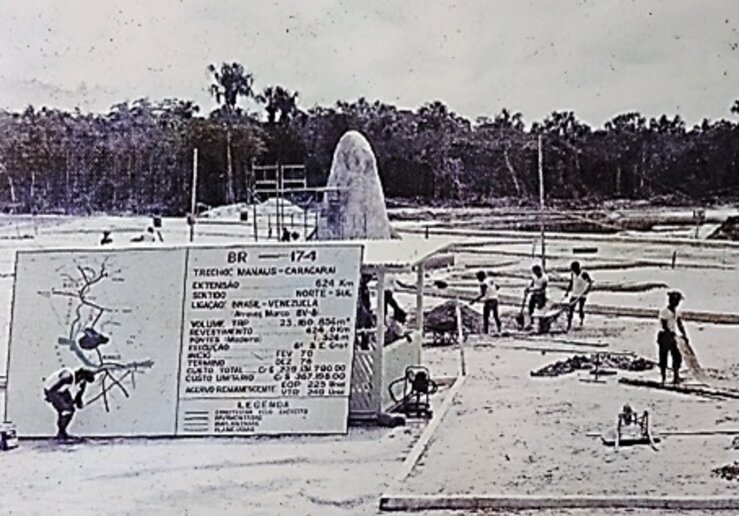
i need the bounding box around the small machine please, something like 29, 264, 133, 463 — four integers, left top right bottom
0, 422, 18, 451
388, 366, 439, 419
601, 404, 661, 451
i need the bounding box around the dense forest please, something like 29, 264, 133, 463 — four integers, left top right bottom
0, 62, 738, 215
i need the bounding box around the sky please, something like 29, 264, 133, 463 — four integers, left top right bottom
0, 0, 738, 127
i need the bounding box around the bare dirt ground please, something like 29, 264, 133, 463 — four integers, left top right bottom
1, 425, 427, 516
1, 212, 738, 515
407, 327, 739, 498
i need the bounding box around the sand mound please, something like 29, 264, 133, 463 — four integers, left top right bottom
424, 300, 483, 335
708, 215, 739, 240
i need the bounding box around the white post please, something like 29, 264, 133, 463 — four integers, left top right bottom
415, 265, 424, 336
455, 299, 466, 376
252, 202, 258, 242
189, 148, 198, 243
538, 135, 546, 271
373, 270, 385, 415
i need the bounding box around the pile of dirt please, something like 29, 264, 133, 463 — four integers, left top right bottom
424, 300, 483, 335
712, 462, 739, 481
531, 354, 654, 377
708, 215, 739, 240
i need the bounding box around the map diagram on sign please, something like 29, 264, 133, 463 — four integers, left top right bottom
39, 257, 155, 412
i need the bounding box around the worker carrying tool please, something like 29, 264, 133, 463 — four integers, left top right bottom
564, 261, 593, 331
657, 291, 689, 385
470, 270, 501, 334
43, 367, 97, 441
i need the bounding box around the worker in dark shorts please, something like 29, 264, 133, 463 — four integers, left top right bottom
471, 270, 501, 334
43, 367, 96, 440
525, 265, 548, 317
565, 261, 593, 330
657, 291, 689, 385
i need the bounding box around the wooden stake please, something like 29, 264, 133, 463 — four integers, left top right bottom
379, 494, 739, 512
619, 378, 739, 399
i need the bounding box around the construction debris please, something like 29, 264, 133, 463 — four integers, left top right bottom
424, 300, 483, 337
712, 462, 739, 482
531, 354, 654, 377
708, 216, 739, 241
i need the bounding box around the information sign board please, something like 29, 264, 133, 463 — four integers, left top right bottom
5, 244, 362, 437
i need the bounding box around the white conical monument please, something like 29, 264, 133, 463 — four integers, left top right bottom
316, 130, 393, 240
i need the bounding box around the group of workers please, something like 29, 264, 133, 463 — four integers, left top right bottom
99, 225, 163, 246
470, 260, 687, 386
471, 260, 593, 334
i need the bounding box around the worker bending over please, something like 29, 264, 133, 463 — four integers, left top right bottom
43, 367, 97, 440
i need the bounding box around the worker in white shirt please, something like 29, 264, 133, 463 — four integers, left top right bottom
525, 265, 548, 317
471, 270, 501, 334
565, 261, 593, 330
657, 291, 688, 385
43, 367, 96, 440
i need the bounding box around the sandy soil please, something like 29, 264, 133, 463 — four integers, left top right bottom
0, 426, 423, 516
405, 346, 739, 497
1, 213, 738, 515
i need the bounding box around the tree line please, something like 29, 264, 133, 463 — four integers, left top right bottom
0, 62, 737, 215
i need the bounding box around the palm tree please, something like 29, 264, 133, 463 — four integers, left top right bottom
208, 62, 255, 203
257, 86, 299, 124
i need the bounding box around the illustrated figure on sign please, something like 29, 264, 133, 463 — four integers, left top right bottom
43, 366, 97, 441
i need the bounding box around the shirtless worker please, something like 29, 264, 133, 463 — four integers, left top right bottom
564, 261, 593, 330
43, 367, 96, 440
471, 270, 501, 334
657, 291, 689, 385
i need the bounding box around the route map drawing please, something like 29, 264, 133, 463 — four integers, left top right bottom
6, 248, 187, 437
44, 258, 154, 413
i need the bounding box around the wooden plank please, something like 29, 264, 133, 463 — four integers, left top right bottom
489, 344, 631, 355
456, 247, 732, 271
379, 494, 739, 512
587, 429, 739, 437
506, 334, 609, 348
619, 378, 739, 400
399, 283, 739, 325
398, 225, 739, 249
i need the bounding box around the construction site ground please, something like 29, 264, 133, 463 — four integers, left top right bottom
402, 316, 739, 502
1, 211, 738, 515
